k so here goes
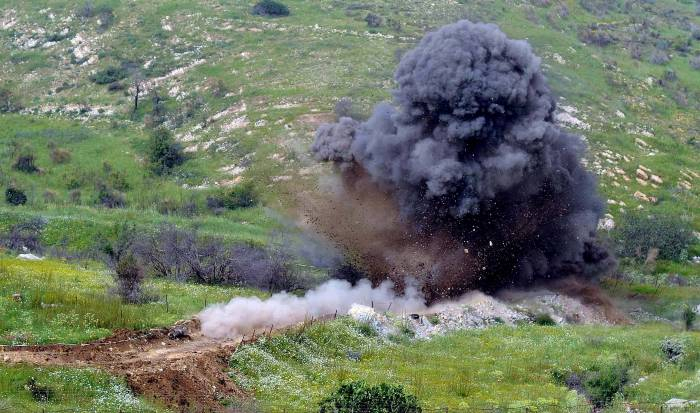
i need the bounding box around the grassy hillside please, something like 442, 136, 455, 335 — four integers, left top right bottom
1, 0, 698, 254
0, 257, 264, 344
229, 318, 700, 412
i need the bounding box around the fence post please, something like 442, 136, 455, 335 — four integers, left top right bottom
165, 294, 168, 313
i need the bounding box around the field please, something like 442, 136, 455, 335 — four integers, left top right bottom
1, 0, 700, 411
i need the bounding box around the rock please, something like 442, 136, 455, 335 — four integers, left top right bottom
635, 138, 648, 147
633, 191, 650, 202
168, 325, 189, 340
679, 180, 692, 190
17, 253, 43, 261
664, 399, 697, 411
636, 168, 649, 180
12, 293, 22, 302
650, 174, 663, 185
597, 217, 615, 231
666, 274, 687, 286
636, 178, 648, 186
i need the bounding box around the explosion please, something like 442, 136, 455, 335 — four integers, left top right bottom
311, 20, 614, 300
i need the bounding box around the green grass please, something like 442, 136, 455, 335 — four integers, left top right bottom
230, 319, 700, 412
0, 257, 266, 344
0, 364, 164, 412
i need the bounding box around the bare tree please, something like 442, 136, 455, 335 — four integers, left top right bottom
130, 70, 145, 117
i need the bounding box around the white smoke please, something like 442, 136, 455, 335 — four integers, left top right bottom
199, 279, 426, 338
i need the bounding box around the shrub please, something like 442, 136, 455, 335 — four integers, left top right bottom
319, 381, 421, 413
682, 304, 696, 331
365, 13, 383, 28
0, 218, 45, 252
252, 0, 290, 17
69, 189, 82, 204
661, 338, 685, 362
5, 187, 27, 206
90, 66, 128, 85
217, 183, 258, 209
147, 127, 185, 175
96, 183, 125, 208
50, 147, 71, 164
13, 153, 38, 173
613, 212, 694, 261
25, 377, 53, 402
582, 363, 629, 408
579, 25, 616, 46
649, 49, 670, 65
0, 87, 22, 113
115, 253, 145, 303
534, 313, 557, 326
96, 6, 114, 32
690, 55, 700, 70
334, 97, 354, 119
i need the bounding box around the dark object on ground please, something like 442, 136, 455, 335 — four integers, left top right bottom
252, 0, 289, 17
168, 325, 190, 340
346, 350, 361, 362
25, 377, 54, 402
365, 13, 383, 28
5, 187, 27, 206
13, 153, 39, 173
661, 338, 685, 362
319, 381, 421, 413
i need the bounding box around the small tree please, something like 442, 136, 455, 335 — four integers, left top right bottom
147, 127, 185, 175
252, 0, 289, 17
682, 304, 696, 331
115, 253, 144, 303
319, 381, 421, 413
5, 187, 27, 206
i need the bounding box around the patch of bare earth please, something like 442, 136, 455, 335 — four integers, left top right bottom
1, 320, 246, 412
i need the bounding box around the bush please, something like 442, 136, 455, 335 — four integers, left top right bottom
661, 338, 686, 362
13, 153, 38, 173
114, 253, 144, 303
213, 183, 258, 210
90, 66, 128, 85
319, 381, 421, 413
50, 147, 71, 164
0, 218, 45, 253
582, 363, 629, 408
96, 183, 125, 208
534, 313, 557, 326
25, 377, 53, 402
649, 49, 670, 65
252, 0, 290, 17
0, 87, 22, 113
613, 212, 694, 261
5, 187, 27, 206
690, 55, 700, 70
578, 25, 616, 46
682, 305, 696, 331
147, 127, 185, 175
365, 13, 383, 28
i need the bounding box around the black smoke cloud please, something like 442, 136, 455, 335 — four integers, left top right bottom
312, 20, 614, 299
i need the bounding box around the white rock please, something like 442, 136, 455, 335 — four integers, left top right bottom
17, 253, 43, 261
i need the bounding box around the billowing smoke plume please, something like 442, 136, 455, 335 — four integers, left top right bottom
200, 279, 424, 338
311, 20, 614, 300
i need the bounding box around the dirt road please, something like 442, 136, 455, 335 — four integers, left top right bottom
1, 320, 247, 412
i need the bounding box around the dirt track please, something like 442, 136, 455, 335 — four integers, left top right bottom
1, 320, 248, 412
